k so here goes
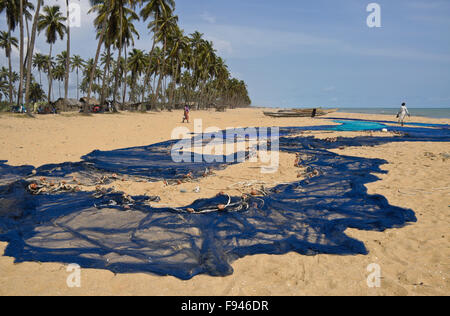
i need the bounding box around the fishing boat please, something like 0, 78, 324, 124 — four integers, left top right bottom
263, 108, 338, 118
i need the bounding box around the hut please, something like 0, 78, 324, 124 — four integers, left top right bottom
54, 98, 82, 112
79, 97, 100, 106
79, 97, 101, 113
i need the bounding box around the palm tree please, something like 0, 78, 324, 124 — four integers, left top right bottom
56, 51, 68, 68
167, 26, 189, 108
18, 0, 24, 106
0, 31, 18, 105
64, 0, 71, 99
141, 0, 175, 107
0, 78, 8, 102
71, 55, 85, 100
115, 8, 140, 107
24, 0, 42, 111
0, 0, 19, 105
29, 81, 46, 103
86, 0, 141, 111
53, 64, 65, 99
32, 53, 46, 85
149, 11, 178, 107
127, 48, 146, 102
38, 5, 66, 103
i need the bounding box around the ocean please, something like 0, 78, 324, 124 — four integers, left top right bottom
336, 108, 450, 119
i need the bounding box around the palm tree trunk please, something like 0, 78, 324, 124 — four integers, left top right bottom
122, 43, 128, 106
76, 67, 79, 100
154, 38, 167, 109
17, 0, 24, 106
65, 0, 70, 99
100, 44, 111, 105
112, 5, 123, 112
25, 0, 42, 110
143, 12, 159, 110
47, 44, 53, 104
7, 30, 13, 106
168, 60, 179, 109
112, 46, 122, 111
86, 20, 108, 111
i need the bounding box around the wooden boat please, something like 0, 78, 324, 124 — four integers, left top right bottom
263, 108, 338, 118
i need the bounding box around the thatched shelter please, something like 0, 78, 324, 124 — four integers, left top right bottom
79, 97, 100, 106
54, 98, 82, 112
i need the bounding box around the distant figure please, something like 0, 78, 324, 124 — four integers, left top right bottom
397, 102, 410, 127
33, 102, 39, 114
182, 105, 190, 123
311, 108, 317, 118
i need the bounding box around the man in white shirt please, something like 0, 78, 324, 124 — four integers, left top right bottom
397, 102, 411, 127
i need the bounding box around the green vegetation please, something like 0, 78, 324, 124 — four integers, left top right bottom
0, 0, 251, 112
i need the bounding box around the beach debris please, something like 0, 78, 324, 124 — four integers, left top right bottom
180, 189, 187, 193
168, 194, 250, 214
203, 167, 214, 177
324, 137, 338, 143
27, 178, 81, 195
381, 128, 388, 133
439, 152, 450, 162
250, 186, 270, 197
194, 186, 201, 193
424, 152, 437, 160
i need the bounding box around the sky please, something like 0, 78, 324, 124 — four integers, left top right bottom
1, 0, 450, 108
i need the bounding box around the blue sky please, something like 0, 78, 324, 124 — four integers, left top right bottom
1, 0, 450, 107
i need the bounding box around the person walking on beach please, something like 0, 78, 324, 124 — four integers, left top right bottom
397, 102, 410, 127
182, 104, 190, 123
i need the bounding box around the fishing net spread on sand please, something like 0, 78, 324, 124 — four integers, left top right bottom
0, 121, 448, 279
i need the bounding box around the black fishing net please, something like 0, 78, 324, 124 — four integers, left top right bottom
0, 120, 448, 279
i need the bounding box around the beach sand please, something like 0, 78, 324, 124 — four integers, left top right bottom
0, 108, 448, 296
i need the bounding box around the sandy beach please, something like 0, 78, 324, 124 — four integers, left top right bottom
0, 108, 449, 296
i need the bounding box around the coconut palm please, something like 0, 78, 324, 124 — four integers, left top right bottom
116, 9, 140, 107
149, 11, 178, 106
86, 0, 141, 111
64, 0, 71, 99
0, 78, 8, 102
0, 30, 18, 104
29, 81, 45, 103
38, 5, 66, 103
141, 0, 175, 107
24, 0, 42, 110
166, 27, 189, 108
127, 48, 146, 102
52, 64, 65, 99
71, 55, 85, 100
32, 53, 47, 85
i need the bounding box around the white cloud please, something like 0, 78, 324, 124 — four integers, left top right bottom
200, 12, 216, 24
182, 22, 450, 63
323, 86, 336, 92
205, 35, 233, 56
183, 23, 339, 59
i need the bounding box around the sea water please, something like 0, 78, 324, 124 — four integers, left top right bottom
337, 108, 450, 119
